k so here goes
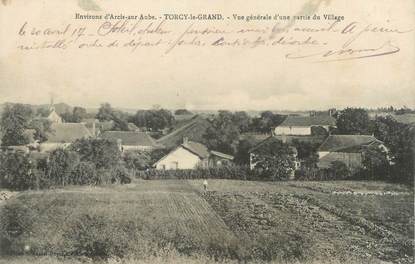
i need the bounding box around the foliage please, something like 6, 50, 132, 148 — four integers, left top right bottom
0, 104, 33, 146
329, 161, 351, 180
123, 151, 152, 171
0, 151, 35, 190
394, 106, 415, 115
291, 139, 320, 169
250, 111, 286, 133
45, 149, 80, 186
132, 109, 174, 131
29, 119, 52, 143
334, 108, 371, 135
174, 109, 193, 115
203, 111, 240, 154
361, 146, 390, 180
234, 136, 257, 165
139, 165, 255, 180
36, 107, 50, 117
61, 107, 87, 123
70, 138, 121, 169
70, 162, 99, 185
96, 103, 114, 122
232, 111, 252, 133
371, 116, 414, 184
109, 165, 131, 184
95, 103, 130, 131
250, 139, 296, 180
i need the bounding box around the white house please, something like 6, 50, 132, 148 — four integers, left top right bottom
154, 139, 233, 170
274, 115, 336, 136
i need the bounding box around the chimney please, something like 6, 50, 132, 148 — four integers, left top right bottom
183, 137, 189, 144
281, 134, 287, 143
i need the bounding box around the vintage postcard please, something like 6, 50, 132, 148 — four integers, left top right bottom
0, 0, 414, 263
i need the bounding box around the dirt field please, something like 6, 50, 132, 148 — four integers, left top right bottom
0, 180, 413, 264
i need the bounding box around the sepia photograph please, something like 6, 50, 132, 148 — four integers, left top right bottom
0, 0, 414, 263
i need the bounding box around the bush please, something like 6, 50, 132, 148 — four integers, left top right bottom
138, 165, 284, 181
110, 165, 131, 184
0, 151, 36, 191
0, 199, 37, 254
70, 162, 99, 185
45, 149, 80, 187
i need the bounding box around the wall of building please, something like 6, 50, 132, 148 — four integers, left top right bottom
155, 147, 202, 170
122, 145, 154, 152
39, 142, 71, 152
274, 126, 312, 135
318, 152, 363, 170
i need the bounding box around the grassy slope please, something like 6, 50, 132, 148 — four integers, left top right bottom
0, 180, 413, 263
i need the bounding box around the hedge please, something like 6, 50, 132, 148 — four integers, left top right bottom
137, 165, 290, 181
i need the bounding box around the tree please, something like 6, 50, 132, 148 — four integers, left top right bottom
291, 139, 320, 169
0, 104, 33, 146
132, 109, 174, 131
329, 161, 351, 179
371, 116, 414, 183
46, 149, 80, 186
36, 107, 50, 117
71, 162, 99, 185
96, 103, 115, 121
335, 108, 371, 135
72, 107, 87, 122
362, 146, 390, 180
0, 151, 35, 190
111, 111, 130, 131
70, 138, 121, 169
234, 136, 257, 165
232, 111, 252, 133
203, 110, 240, 154
123, 151, 152, 175
251, 139, 295, 180
250, 111, 286, 133
29, 119, 52, 143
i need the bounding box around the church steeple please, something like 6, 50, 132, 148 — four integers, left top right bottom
49, 92, 55, 113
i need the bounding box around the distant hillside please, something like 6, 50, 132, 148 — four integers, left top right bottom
157, 115, 211, 149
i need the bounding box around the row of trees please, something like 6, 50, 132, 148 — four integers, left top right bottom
0, 138, 132, 190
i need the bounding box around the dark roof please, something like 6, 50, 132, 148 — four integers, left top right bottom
210, 150, 234, 160
46, 123, 92, 143
249, 136, 297, 154
157, 115, 211, 149
318, 135, 382, 152
128, 123, 139, 131
101, 131, 161, 147
181, 141, 210, 159
278, 115, 336, 127
393, 114, 415, 125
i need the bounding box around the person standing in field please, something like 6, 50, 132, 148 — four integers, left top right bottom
203, 179, 208, 191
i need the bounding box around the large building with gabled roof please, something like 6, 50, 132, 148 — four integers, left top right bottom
274, 115, 336, 136
40, 123, 92, 152
317, 135, 388, 170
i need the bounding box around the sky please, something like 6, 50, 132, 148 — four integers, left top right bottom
0, 0, 414, 111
